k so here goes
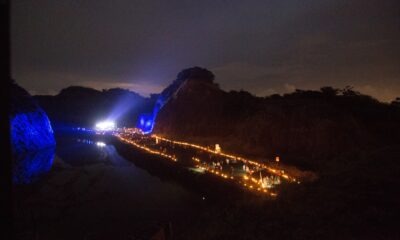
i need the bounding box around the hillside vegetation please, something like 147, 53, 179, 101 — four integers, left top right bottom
154, 69, 400, 173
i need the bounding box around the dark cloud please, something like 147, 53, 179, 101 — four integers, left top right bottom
11, 0, 400, 101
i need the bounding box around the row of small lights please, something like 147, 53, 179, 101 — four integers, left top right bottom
152, 134, 299, 183
116, 134, 178, 162
116, 131, 283, 197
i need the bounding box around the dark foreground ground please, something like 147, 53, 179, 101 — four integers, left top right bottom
13, 133, 400, 240
13, 134, 204, 239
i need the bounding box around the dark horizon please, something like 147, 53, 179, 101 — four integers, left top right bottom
11, 0, 400, 102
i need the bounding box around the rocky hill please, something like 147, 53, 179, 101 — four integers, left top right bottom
154, 68, 400, 172
10, 82, 56, 184
10, 82, 56, 154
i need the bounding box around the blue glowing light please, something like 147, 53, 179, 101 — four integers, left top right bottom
11, 111, 56, 154
137, 113, 154, 134
11, 111, 56, 184
10, 83, 57, 184
136, 71, 191, 133
13, 147, 55, 184
137, 90, 167, 133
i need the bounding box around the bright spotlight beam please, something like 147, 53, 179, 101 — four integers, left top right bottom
95, 121, 116, 131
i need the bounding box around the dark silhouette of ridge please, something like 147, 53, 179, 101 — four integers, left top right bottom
153, 69, 400, 172
35, 87, 155, 128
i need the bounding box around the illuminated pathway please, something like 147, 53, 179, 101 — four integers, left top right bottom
116, 135, 177, 162
152, 134, 299, 183
114, 129, 301, 197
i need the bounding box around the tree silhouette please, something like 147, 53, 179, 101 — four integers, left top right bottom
391, 97, 400, 107
341, 86, 360, 96
320, 86, 339, 96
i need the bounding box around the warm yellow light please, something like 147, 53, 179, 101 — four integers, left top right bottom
115, 130, 297, 198
149, 134, 299, 183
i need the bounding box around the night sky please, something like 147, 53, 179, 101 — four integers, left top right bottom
11, 0, 400, 101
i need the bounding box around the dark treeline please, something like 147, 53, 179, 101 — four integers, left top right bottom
155, 79, 400, 172
35, 86, 156, 129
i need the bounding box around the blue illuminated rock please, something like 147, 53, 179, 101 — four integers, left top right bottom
12, 148, 55, 184
137, 66, 215, 133
10, 83, 56, 154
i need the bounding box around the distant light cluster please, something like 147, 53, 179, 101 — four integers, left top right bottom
95, 121, 116, 131
96, 141, 106, 147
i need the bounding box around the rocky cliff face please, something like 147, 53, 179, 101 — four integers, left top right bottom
10, 83, 56, 154
138, 66, 216, 133
153, 69, 400, 171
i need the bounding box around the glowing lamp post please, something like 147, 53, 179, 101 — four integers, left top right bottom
215, 144, 221, 153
